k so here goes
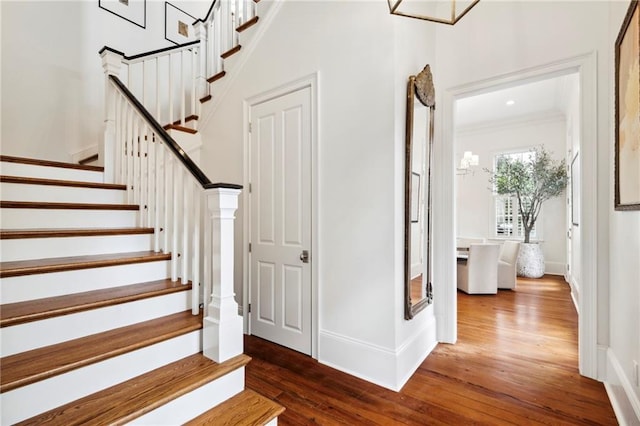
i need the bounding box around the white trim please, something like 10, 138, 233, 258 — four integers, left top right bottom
605, 348, 640, 425
243, 72, 320, 359
70, 144, 99, 165
456, 110, 565, 136
319, 315, 438, 392
441, 52, 600, 378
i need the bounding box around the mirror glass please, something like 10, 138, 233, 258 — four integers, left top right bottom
405, 65, 434, 320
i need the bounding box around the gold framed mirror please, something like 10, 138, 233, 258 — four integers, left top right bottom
405, 65, 435, 320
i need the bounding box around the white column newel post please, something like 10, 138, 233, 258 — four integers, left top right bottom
203, 187, 243, 363
194, 21, 209, 101
100, 47, 124, 184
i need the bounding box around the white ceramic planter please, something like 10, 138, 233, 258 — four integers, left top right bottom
517, 243, 545, 278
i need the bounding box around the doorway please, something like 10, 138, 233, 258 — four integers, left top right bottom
438, 53, 600, 379
246, 78, 316, 356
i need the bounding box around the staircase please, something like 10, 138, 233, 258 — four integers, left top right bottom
0, 155, 283, 424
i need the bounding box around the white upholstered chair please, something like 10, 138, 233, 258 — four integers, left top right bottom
497, 241, 521, 290
456, 244, 500, 294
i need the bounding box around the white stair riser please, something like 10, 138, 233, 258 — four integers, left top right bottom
0, 182, 126, 204
0, 331, 202, 425
1, 290, 192, 356
133, 368, 244, 425
1, 234, 154, 262
1, 261, 171, 303
0, 162, 104, 183
1, 208, 138, 229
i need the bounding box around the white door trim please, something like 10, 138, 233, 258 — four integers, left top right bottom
437, 52, 602, 379
242, 72, 320, 359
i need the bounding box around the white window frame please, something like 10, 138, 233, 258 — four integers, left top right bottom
491, 148, 543, 241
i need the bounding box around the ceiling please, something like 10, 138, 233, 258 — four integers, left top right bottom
454, 74, 578, 130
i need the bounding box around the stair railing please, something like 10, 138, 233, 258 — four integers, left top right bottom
194, 0, 258, 89
100, 60, 243, 363
98, 43, 200, 131
99, 0, 258, 132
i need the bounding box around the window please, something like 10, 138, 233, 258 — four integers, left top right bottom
493, 150, 539, 240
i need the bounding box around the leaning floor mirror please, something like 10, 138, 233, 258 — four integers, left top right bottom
405, 65, 435, 320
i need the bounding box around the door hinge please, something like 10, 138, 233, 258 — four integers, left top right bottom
249, 242, 252, 253
248, 303, 252, 313
249, 122, 252, 133
249, 183, 252, 193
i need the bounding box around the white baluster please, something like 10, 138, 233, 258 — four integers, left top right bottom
169, 54, 174, 126
192, 186, 201, 314
203, 187, 242, 363
164, 151, 172, 256
126, 106, 134, 204
182, 172, 189, 284
114, 93, 123, 184
172, 160, 180, 281
155, 58, 161, 124
132, 114, 140, 207
155, 143, 164, 252
191, 48, 197, 120
180, 49, 185, 125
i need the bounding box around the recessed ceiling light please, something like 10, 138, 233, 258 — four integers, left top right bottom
506, 100, 515, 106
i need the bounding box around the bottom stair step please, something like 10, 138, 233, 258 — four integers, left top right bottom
185, 389, 285, 426
16, 353, 251, 425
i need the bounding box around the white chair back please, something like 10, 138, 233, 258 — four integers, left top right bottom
499, 241, 521, 264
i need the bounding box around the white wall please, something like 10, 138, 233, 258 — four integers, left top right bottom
455, 115, 567, 275
0, 0, 209, 162
199, 0, 438, 391
435, 1, 638, 423
607, 2, 640, 424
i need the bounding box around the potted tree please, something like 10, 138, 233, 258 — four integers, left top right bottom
488, 146, 568, 278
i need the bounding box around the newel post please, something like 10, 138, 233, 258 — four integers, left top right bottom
194, 20, 209, 101
203, 187, 243, 363
100, 47, 123, 183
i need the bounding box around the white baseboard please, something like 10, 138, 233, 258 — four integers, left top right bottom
319, 329, 398, 391
544, 261, 566, 276
605, 348, 640, 425
396, 314, 438, 390
318, 317, 438, 392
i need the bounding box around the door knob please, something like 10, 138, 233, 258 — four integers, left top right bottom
300, 250, 309, 263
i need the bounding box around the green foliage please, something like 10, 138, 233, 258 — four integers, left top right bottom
488, 146, 568, 243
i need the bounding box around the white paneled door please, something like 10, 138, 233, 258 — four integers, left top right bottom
249, 86, 312, 355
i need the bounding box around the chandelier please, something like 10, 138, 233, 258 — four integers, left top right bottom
388, 0, 480, 25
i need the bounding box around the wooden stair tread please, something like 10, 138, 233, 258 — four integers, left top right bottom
185, 389, 285, 426
16, 353, 251, 426
1, 311, 204, 393
1, 279, 191, 328
0, 250, 171, 278
163, 124, 198, 134
170, 114, 199, 127
0, 175, 126, 190
200, 94, 212, 103
221, 45, 242, 59
0, 201, 138, 210
236, 16, 259, 33
0, 227, 154, 240
0, 155, 104, 172
207, 71, 226, 84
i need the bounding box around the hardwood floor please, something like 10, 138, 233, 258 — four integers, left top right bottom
245, 275, 617, 425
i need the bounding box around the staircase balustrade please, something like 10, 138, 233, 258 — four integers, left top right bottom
101, 73, 243, 364
100, 0, 258, 130
98, 0, 255, 364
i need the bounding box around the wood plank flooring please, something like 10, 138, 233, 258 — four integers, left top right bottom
245, 275, 617, 425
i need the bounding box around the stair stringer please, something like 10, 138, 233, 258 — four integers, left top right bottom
198, 0, 285, 130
